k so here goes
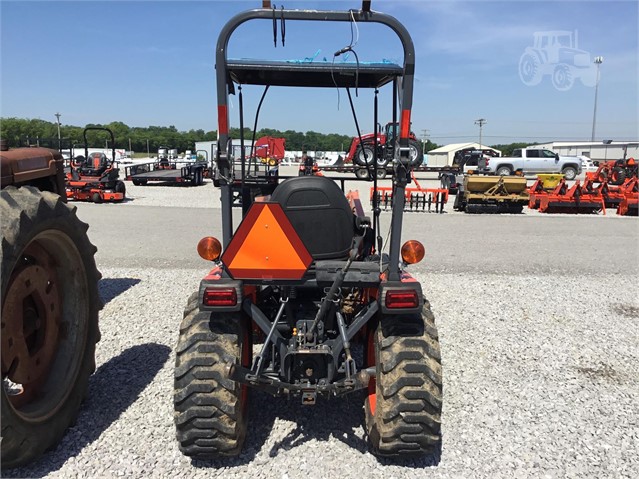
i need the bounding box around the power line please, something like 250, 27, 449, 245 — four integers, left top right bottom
474, 118, 486, 147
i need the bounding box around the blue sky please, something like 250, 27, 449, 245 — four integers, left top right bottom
1, 0, 637, 145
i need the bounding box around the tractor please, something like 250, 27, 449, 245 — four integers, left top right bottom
66, 127, 126, 202
0, 139, 101, 468
518, 30, 596, 91
173, 4, 442, 461
345, 120, 424, 168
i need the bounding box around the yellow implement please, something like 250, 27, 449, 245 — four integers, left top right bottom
457, 176, 529, 214
465, 176, 529, 194
535, 174, 564, 189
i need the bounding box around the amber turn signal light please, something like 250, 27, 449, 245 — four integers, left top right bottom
197, 236, 222, 261
401, 240, 425, 264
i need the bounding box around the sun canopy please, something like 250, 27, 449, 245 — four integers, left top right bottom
226, 59, 403, 88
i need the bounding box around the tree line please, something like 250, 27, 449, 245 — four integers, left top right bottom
0, 118, 356, 153
1, 117, 533, 155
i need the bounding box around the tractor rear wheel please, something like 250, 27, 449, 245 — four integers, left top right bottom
174, 294, 250, 459
364, 302, 442, 459
354, 144, 376, 166
408, 139, 424, 167
1, 186, 101, 469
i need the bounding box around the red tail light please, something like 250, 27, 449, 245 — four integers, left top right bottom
203, 288, 237, 307
385, 290, 419, 309
485, 158, 490, 166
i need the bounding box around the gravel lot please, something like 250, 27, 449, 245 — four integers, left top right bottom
5, 172, 638, 478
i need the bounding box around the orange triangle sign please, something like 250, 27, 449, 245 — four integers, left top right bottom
222, 203, 313, 280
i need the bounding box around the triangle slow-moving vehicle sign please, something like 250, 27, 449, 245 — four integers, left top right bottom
221, 202, 313, 280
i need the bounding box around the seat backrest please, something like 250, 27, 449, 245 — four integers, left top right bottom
270, 176, 354, 260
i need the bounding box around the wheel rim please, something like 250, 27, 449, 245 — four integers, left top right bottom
355, 169, 369, 179
1, 232, 89, 420
409, 144, 419, 162
2, 242, 60, 410
358, 146, 375, 165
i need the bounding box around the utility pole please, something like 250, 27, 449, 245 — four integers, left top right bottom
475, 118, 486, 149
421, 129, 430, 154
591, 56, 603, 141
146, 139, 150, 157
54, 112, 61, 149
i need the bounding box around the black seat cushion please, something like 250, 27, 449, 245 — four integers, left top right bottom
270, 176, 354, 260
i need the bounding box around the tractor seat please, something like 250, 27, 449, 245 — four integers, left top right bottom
270, 176, 354, 260
83, 153, 110, 177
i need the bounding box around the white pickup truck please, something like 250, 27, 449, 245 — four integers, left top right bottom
481, 148, 582, 180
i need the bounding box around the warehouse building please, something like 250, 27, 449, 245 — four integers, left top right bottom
533, 141, 638, 163
426, 143, 501, 166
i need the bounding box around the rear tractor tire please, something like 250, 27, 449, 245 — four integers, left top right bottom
407, 139, 424, 167
354, 144, 376, 167
1, 186, 101, 469
365, 302, 442, 459
174, 296, 251, 459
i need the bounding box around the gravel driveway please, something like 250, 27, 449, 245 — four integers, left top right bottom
5, 177, 638, 478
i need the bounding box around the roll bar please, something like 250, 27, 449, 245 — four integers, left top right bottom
215, 7, 415, 170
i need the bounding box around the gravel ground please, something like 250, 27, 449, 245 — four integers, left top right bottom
4, 175, 638, 478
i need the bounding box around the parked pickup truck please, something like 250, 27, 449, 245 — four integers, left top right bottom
481, 148, 582, 180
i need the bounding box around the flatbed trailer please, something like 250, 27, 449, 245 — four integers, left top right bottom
124, 161, 206, 186
319, 163, 460, 180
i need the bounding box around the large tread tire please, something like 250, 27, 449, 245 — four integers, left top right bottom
1, 186, 101, 469
354, 144, 376, 166
408, 139, 424, 167
365, 302, 442, 459
174, 296, 250, 459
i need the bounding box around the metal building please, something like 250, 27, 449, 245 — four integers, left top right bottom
426, 143, 501, 167
534, 141, 639, 163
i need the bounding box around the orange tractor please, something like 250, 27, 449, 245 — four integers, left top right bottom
174, 4, 442, 461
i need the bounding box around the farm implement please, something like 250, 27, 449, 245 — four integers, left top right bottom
528, 175, 604, 214
174, 3, 442, 461
370, 172, 448, 212
529, 172, 638, 215
65, 127, 125, 203
453, 175, 529, 214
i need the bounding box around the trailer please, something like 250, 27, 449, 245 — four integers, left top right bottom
319, 163, 460, 180
125, 161, 206, 186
